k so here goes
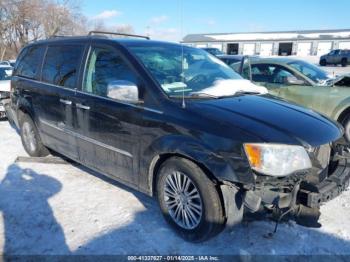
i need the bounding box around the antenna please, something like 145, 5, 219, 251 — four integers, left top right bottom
179, 0, 186, 108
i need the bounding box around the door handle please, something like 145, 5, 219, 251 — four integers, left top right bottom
59, 98, 72, 105
76, 103, 90, 110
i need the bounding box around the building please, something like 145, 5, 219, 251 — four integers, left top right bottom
182, 29, 350, 56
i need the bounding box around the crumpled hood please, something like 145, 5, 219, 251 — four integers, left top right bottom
0, 80, 10, 92
191, 94, 343, 147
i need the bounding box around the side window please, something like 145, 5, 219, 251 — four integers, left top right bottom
14, 45, 45, 79
42, 45, 83, 89
83, 46, 140, 100
251, 64, 274, 83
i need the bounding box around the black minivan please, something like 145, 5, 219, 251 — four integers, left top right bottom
9, 32, 350, 242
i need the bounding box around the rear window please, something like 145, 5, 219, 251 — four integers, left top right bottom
42, 45, 83, 89
14, 45, 45, 79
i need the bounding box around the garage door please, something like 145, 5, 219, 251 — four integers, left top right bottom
339, 42, 350, 50
297, 42, 312, 56
195, 44, 207, 48
317, 42, 332, 56
260, 43, 273, 56
243, 43, 256, 55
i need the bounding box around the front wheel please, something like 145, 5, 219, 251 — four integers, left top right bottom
342, 115, 350, 142
156, 157, 226, 242
320, 59, 327, 66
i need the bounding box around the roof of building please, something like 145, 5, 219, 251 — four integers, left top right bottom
183, 29, 350, 42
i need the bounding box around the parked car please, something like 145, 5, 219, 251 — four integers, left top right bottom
320, 49, 350, 67
0, 60, 15, 67
201, 47, 224, 56
220, 56, 350, 141
0, 65, 13, 118
9, 32, 350, 242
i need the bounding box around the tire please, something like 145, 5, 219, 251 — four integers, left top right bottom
19, 114, 49, 157
342, 115, 350, 143
320, 59, 327, 66
156, 157, 226, 242
341, 58, 348, 67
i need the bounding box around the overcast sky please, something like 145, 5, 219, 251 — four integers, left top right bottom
82, 0, 350, 41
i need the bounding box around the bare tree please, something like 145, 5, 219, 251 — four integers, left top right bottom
0, 0, 86, 59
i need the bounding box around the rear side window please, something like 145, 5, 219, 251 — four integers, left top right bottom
42, 45, 83, 89
14, 45, 45, 79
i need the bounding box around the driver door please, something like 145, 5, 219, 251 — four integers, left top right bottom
75, 44, 143, 186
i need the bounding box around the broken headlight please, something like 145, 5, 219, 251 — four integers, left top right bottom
244, 143, 312, 177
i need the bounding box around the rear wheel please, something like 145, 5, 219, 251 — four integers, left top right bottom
320, 59, 327, 66
156, 157, 226, 242
20, 114, 49, 157
341, 58, 348, 67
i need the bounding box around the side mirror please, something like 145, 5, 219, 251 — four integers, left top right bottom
107, 80, 139, 103
285, 76, 305, 85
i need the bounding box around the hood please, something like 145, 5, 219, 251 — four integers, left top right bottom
0, 80, 10, 92
327, 74, 350, 87
190, 95, 342, 147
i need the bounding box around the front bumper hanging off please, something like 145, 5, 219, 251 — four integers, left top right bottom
298, 158, 350, 208
238, 147, 350, 227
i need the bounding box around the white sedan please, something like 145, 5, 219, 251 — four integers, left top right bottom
0, 65, 13, 118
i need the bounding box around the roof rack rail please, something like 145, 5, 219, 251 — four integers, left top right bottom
48, 35, 70, 38
88, 31, 150, 40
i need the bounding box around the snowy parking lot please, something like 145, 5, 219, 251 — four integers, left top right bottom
1, 119, 350, 256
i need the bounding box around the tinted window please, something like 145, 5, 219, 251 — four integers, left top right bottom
83, 46, 139, 99
15, 45, 45, 79
251, 64, 302, 84
222, 58, 242, 73
42, 45, 83, 89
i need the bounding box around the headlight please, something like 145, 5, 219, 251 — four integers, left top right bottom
244, 143, 312, 177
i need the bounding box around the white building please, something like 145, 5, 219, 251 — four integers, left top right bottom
182, 29, 350, 56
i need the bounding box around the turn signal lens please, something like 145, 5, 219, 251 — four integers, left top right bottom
244, 144, 262, 168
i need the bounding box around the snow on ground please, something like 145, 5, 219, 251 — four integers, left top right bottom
1, 119, 350, 256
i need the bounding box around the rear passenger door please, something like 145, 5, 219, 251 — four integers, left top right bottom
75, 44, 143, 186
38, 44, 85, 160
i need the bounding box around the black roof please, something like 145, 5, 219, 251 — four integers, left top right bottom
24, 35, 181, 49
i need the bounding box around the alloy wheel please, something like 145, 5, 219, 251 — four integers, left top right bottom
163, 171, 203, 230
22, 122, 36, 152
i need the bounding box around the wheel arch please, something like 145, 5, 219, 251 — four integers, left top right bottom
17, 97, 35, 124
148, 152, 220, 197
336, 106, 350, 124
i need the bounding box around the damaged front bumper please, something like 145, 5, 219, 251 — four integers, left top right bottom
239, 145, 350, 227
298, 158, 350, 208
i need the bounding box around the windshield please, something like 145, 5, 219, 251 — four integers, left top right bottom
288, 60, 329, 83
0, 67, 12, 81
128, 44, 249, 97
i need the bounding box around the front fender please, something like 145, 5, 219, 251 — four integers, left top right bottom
331, 97, 350, 121
140, 134, 255, 195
